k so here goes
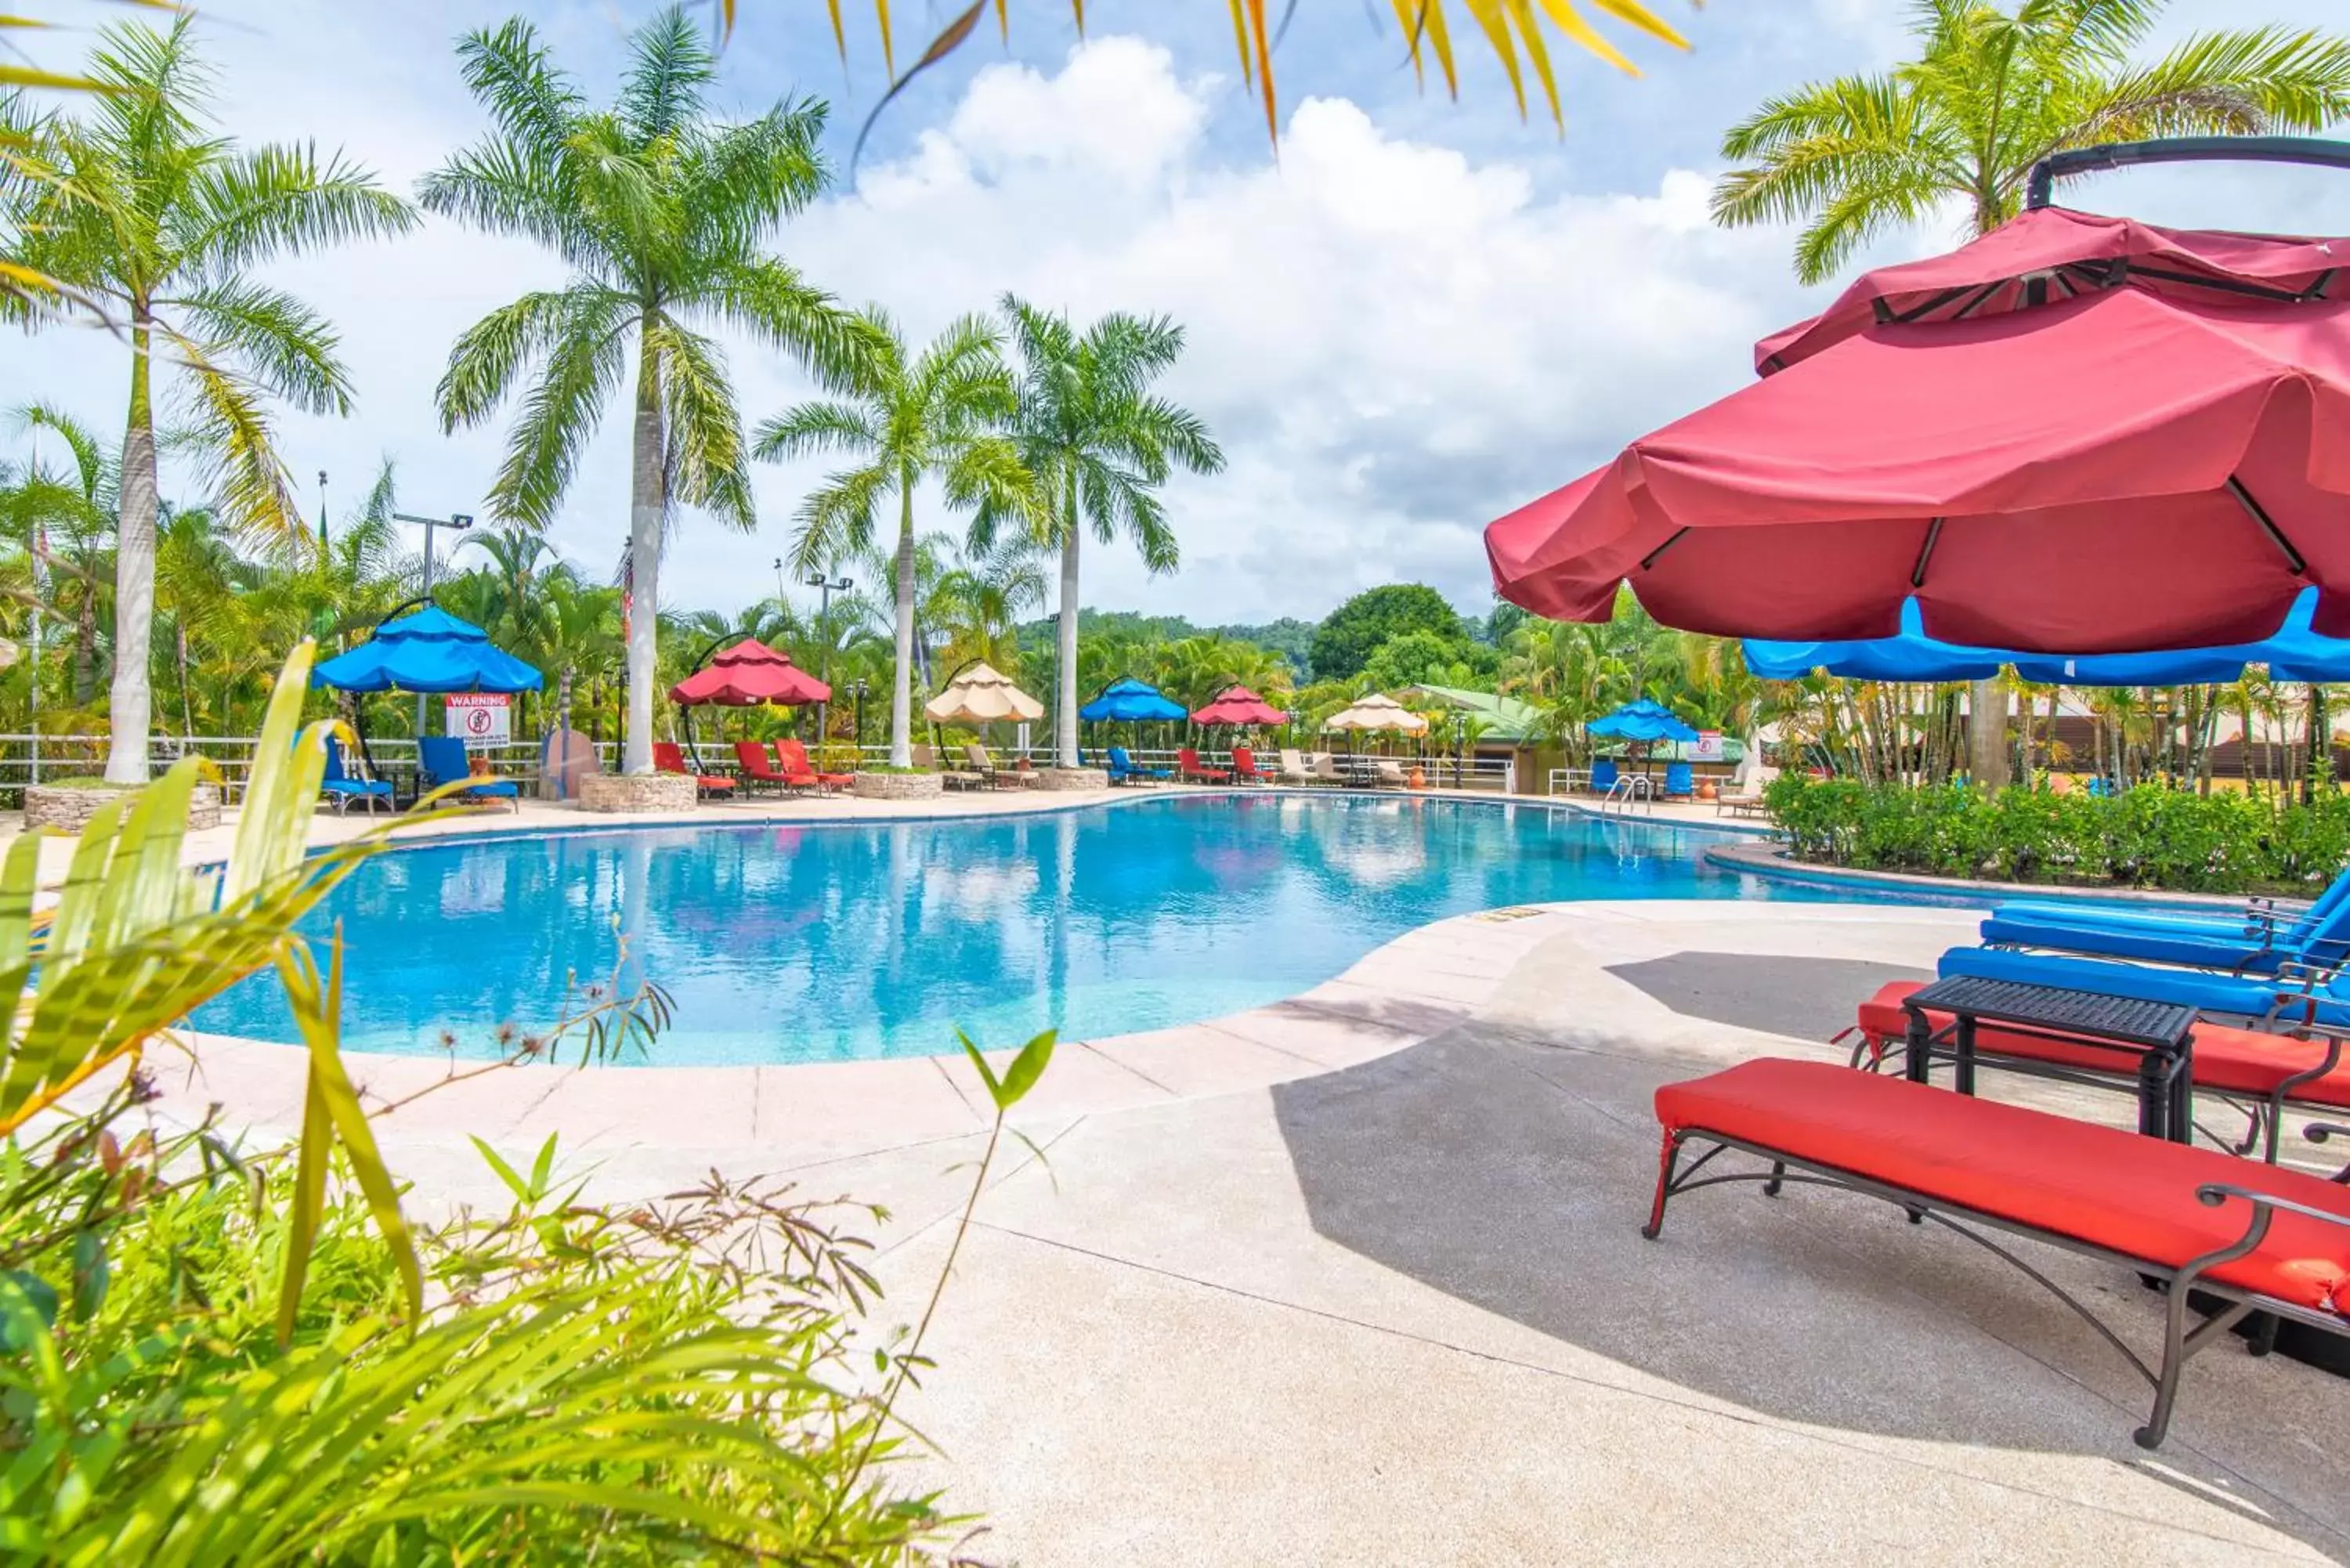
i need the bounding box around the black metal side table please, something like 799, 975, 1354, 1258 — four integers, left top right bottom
1899, 974, 2197, 1143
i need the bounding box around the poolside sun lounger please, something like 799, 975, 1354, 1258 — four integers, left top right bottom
654, 741, 736, 800
1276, 749, 1311, 784
1851, 979, 2350, 1166
777, 739, 850, 792
1107, 746, 1170, 786
1311, 753, 1346, 786
1178, 747, 1231, 784
417, 735, 520, 812
1641, 1057, 2350, 1450
1373, 758, 1409, 789
1662, 761, 1695, 800
1983, 873, 2350, 973
320, 735, 393, 815
1231, 746, 1273, 784
732, 739, 809, 795
1937, 943, 2350, 1028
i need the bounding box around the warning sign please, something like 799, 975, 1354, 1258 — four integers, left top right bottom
445, 692, 511, 750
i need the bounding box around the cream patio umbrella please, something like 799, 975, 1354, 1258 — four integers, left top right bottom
1323, 692, 1429, 738
924, 662, 1044, 724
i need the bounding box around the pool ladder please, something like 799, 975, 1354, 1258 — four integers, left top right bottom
1599, 775, 1656, 818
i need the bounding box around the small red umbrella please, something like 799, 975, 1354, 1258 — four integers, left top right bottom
1486, 215, 2350, 653
1191, 685, 1288, 727
668, 639, 830, 706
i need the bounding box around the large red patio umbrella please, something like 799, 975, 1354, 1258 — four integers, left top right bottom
1486, 206, 2350, 652
667, 638, 830, 707
1192, 685, 1288, 727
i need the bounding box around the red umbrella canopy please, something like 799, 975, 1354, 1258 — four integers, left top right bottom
1756, 206, 2350, 376
668, 639, 831, 706
1192, 685, 1288, 726
1487, 278, 2350, 652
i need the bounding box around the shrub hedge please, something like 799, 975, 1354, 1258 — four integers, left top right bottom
1762, 775, 2350, 894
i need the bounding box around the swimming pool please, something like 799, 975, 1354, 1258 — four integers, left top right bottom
199, 795, 1916, 1066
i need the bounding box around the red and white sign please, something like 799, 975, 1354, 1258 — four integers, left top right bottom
445, 692, 511, 750
1691, 730, 1726, 762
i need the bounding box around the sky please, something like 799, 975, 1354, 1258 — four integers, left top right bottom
12, 0, 2350, 630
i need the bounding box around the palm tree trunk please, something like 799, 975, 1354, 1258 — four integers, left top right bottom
106, 313, 158, 785
890, 479, 916, 769
1967, 677, 2008, 791
623, 325, 663, 776
1055, 483, 1081, 768
175, 621, 194, 738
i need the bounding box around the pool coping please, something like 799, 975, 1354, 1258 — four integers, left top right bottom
1702, 839, 2284, 912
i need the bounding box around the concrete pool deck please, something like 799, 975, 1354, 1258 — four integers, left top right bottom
136, 886, 2350, 1566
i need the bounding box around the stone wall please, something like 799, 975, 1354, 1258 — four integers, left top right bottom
1035, 768, 1110, 793
575, 772, 699, 814
24, 782, 219, 833
851, 771, 945, 800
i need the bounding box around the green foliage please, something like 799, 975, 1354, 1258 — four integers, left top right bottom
1308, 584, 1466, 682
1766, 775, 2350, 894
1360, 627, 1499, 692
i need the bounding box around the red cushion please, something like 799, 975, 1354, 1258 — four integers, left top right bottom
1655, 1059, 2350, 1317
1857, 981, 2350, 1110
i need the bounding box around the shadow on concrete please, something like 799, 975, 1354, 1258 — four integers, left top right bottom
1271, 1013, 2350, 1555
1603, 952, 1930, 1043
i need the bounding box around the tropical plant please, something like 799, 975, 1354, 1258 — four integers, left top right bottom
992, 296, 1224, 768
1310, 584, 1470, 683
8, 18, 415, 783
426, 7, 873, 776
761, 309, 1034, 766
1711, 0, 2350, 793
0, 404, 116, 714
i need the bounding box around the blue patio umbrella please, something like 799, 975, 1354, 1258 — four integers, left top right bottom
1588, 698, 1701, 745
313, 606, 544, 694
1079, 677, 1187, 723
1745, 587, 2350, 687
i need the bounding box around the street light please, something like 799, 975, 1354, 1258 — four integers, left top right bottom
392, 510, 475, 733
803, 569, 852, 742
852, 677, 870, 753
317, 470, 329, 554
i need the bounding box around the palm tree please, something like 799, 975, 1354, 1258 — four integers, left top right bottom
758, 310, 1034, 768
2, 404, 117, 714
425, 9, 872, 777
10, 18, 414, 782
992, 297, 1224, 768
1711, 0, 2350, 792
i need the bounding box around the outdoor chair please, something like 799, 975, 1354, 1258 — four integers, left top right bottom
1106, 746, 1169, 786
1310, 753, 1347, 786
416, 735, 520, 813
1714, 764, 1777, 818
1177, 747, 1231, 784
1590, 757, 1620, 794
1640, 1057, 2350, 1451
1849, 978, 2350, 1170
732, 739, 808, 795
1373, 758, 1409, 789
653, 741, 735, 800
1230, 746, 1272, 784
320, 735, 393, 816
960, 742, 1016, 790
1980, 870, 2350, 977
916, 742, 982, 791
1662, 761, 1695, 799
776, 739, 850, 792
1275, 749, 1311, 784
1939, 943, 2350, 1029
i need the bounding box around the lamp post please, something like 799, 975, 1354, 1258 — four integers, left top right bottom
317, 470, 329, 555
852, 677, 870, 756
802, 569, 851, 742
392, 510, 474, 734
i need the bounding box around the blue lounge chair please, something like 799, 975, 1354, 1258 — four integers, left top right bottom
320, 735, 393, 816
1939, 943, 2350, 1028
1105, 746, 1170, 786
1589, 757, 1619, 794
418, 735, 521, 812
1983, 869, 2350, 975
1662, 761, 1694, 800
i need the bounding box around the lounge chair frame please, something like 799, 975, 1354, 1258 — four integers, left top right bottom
1640, 1125, 2350, 1449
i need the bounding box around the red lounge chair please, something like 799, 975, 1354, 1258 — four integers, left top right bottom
1851, 979, 2350, 1165
1230, 746, 1271, 784
732, 739, 806, 794
774, 738, 849, 792
1642, 1058, 2350, 1449
653, 742, 735, 799
1177, 747, 1231, 783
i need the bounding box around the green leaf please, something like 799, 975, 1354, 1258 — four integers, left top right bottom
469, 1136, 533, 1205
67, 1232, 107, 1323
956, 1028, 1001, 1104
992, 1028, 1057, 1111
527, 1132, 560, 1199
0, 1271, 57, 1349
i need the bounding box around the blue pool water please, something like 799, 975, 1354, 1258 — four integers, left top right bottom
200, 796, 1917, 1065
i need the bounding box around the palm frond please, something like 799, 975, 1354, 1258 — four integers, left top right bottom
164, 327, 302, 539
620, 5, 718, 143
648, 313, 754, 530
159, 276, 352, 417
482, 291, 632, 529
172, 142, 416, 275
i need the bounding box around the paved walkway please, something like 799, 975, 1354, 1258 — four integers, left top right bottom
147, 895, 2350, 1566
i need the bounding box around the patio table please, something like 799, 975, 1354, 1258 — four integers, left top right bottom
1899, 974, 2196, 1143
